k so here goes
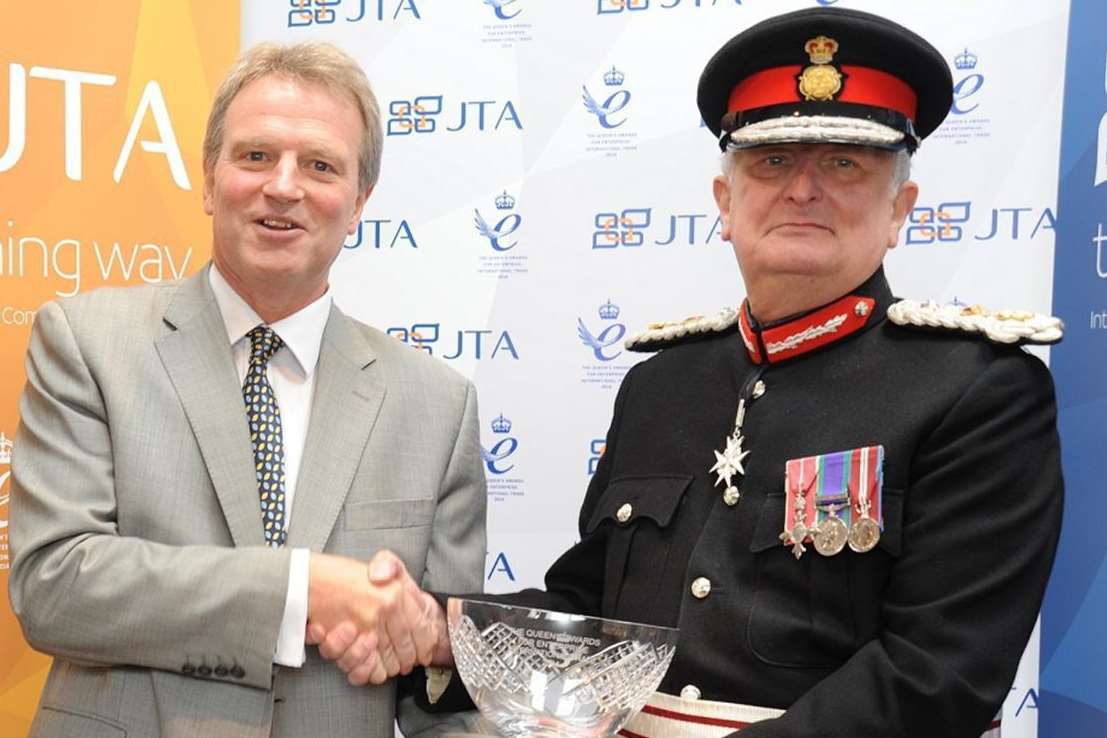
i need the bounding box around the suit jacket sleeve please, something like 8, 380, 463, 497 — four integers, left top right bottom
397, 377, 488, 722
739, 352, 1063, 738
8, 300, 289, 690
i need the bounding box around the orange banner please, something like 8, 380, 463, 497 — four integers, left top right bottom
0, 2, 238, 733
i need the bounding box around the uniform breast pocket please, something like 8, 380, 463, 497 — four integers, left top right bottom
746, 489, 904, 668
584, 475, 692, 619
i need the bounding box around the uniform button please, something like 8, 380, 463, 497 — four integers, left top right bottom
680, 684, 701, 701
231, 666, 246, 679
214, 666, 228, 677
182, 664, 196, 675
723, 487, 740, 506
197, 665, 212, 677
855, 300, 870, 317
690, 577, 711, 599
616, 503, 633, 523
751, 380, 766, 399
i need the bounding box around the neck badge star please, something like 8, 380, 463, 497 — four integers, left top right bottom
710, 432, 750, 490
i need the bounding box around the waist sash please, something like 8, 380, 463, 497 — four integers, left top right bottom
620, 691, 1002, 738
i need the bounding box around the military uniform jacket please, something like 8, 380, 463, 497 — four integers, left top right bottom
505, 269, 1063, 738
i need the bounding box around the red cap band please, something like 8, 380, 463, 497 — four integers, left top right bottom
727, 65, 918, 121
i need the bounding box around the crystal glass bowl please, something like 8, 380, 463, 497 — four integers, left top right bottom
447, 598, 678, 738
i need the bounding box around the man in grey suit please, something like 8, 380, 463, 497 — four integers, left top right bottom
7, 41, 485, 738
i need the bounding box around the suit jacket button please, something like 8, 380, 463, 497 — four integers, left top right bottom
198, 666, 212, 676
231, 666, 246, 679
182, 664, 196, 675
214, 666, 228, 677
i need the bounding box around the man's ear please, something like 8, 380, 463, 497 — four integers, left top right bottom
348, 185, 374, 235
887, 180, 919, 249
202, 167, 215, 216
713, 174, 734, 243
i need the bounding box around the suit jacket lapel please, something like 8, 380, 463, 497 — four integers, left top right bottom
287, 305, 385, 551
155, 270, 266, 547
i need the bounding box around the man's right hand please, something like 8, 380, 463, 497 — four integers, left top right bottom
306, 549, 449, 685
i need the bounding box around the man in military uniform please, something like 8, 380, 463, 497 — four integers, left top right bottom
314, 8, 1064, 737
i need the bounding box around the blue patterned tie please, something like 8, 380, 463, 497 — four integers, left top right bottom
243, 325, 287, 547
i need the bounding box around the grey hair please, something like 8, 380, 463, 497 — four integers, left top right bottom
720, 146, 913, 194
203, 41, 382, 192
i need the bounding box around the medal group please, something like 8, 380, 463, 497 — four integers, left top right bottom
779, 446, 884, 559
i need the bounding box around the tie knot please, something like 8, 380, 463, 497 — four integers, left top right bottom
246, 325, 284, 364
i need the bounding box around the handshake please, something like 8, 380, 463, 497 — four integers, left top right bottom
305, 550, 453, 686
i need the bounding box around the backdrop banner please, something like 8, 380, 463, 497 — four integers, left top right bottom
3, 0, 1090, 735
243, 1, 1067, 736
1041, 0, 1107, 734
0, 2, 236, 734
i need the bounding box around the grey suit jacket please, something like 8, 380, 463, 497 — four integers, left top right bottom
8, 268, 487, 738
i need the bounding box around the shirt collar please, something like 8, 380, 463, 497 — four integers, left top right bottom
738, 267, 893, 365
208, 263, 332, 378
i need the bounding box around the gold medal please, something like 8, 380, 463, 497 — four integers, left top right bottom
848, 516, 881, 553
813, 515, 848, 556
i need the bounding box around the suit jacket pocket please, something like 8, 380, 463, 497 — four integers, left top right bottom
32, 707, 127, 738
746, 489, 903, 668
342, 498, 435, 530
584, 475, 693, 620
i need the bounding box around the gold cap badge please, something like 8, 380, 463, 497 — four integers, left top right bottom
798, 35, 843, 101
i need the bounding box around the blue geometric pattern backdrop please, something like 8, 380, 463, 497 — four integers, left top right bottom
1042, 0, 1107, 734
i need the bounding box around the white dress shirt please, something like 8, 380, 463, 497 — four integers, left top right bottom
209, 264, 329, 667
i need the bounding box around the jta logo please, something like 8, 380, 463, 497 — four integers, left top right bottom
474, 191, 521, 251
1014, 687, 1038, 717
593, 208, 723, 248
1, 63, 189, 188
578, 301, 626, 362
596, 0, 742, 13
287, 0, 420, 26
587, 438, 606, 475
486, 551, 516, 581
0, 431, 11, 532
582, 67, 631, 129
483, 0, 522, 20
904, 202, 1055, 245
386, 96, 522, 136
950, 48, 983, 116
387, 323, 519, 360
481, 414, 518, 475
344, 218, 417, 249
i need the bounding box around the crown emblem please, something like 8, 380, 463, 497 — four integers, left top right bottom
491, 414, 513, 434
0, 432, 11, 465
598, 300, 621, 320
494, 190, 516, 210
798, 35, 843, 101
603, 66, 625, 86
954, 48, 978, 70
804, 35, 839, 65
